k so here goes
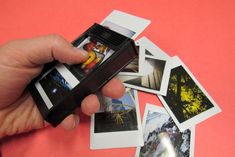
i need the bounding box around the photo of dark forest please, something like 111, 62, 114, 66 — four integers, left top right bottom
163, 66, 214, 123
94, 109, 138, 133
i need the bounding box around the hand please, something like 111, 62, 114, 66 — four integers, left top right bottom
0, 35, 125, 138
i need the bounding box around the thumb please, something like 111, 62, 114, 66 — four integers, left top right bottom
1, 34, 88, 67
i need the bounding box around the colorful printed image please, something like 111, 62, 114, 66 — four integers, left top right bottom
80, 38, 112, 73
39, 69, 72, 105
163, 66, 214, 123
102, 20, 136, 38
140, 110, 191, 157
94, 89, 138, 133
67, 37, 114, 80
124, 57, 166, 90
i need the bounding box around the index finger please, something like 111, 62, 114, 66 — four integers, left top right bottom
1, 34, 88, 67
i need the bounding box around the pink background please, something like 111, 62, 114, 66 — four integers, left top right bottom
0, 0, 234, 156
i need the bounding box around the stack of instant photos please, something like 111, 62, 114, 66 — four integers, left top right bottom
89, 10, 221, 157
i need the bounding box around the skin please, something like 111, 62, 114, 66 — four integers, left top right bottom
0, 35, 125, 138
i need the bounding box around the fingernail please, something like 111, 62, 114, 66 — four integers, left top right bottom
73, 47, 88, 57
73, 115, 80, 128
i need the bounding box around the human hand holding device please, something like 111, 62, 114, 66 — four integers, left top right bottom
0, 35, 125, 138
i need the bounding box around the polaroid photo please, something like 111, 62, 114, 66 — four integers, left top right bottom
101, 10, 151, 39
119, 40, 145, 76
137, 36, 170, 58
119, 37, 170, 76
67, 36, 115, 80
35, 65, 78, 109
117, 54, 172, 96
90, 89, 143, 149
135, 104, 195, 157
158, 56, 221, 131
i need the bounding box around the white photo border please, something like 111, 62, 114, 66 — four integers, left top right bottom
118, 55, 172, 96
137, 36, 169, 58
101, 10, 151, 39
158, 56, 221, 131
135, 103, 195, 157
90, 90, 144, 149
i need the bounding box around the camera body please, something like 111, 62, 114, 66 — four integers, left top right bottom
28, 23, 138, 127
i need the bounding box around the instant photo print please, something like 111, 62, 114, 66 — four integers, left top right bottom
158, 56, 221, 131
117, 39, 172, 96
101, 10, 151, 39
135, 104, 195, 157
90, 89, 143, 149
28, 23, 139, 127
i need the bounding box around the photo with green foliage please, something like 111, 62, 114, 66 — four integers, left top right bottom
163, 66, 214, 123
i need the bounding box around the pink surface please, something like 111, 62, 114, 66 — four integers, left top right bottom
0, 0, 234, 156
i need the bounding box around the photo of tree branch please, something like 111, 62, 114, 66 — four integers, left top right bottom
94, 89, 138, 133
163, 66, 214, 123
94, 108, 137, 133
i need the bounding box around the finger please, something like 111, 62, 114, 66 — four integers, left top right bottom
3, 34, 88, 67
81, 94, 100, 116
101, 78, 125, 99
60, 114, 80, 131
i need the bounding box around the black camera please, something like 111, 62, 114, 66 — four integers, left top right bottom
28, 23, 138, 127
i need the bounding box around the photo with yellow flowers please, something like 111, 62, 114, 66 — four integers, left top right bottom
163, 65, 214, 123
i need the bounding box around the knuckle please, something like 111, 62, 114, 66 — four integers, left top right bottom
48, 34, 65, 46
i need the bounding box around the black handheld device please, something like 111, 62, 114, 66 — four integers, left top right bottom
28, 23, 138, 127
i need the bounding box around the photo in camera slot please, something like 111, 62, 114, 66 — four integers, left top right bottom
80, 38, 114, 73
39, 69, 72, 106
67, 37, 114, 81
